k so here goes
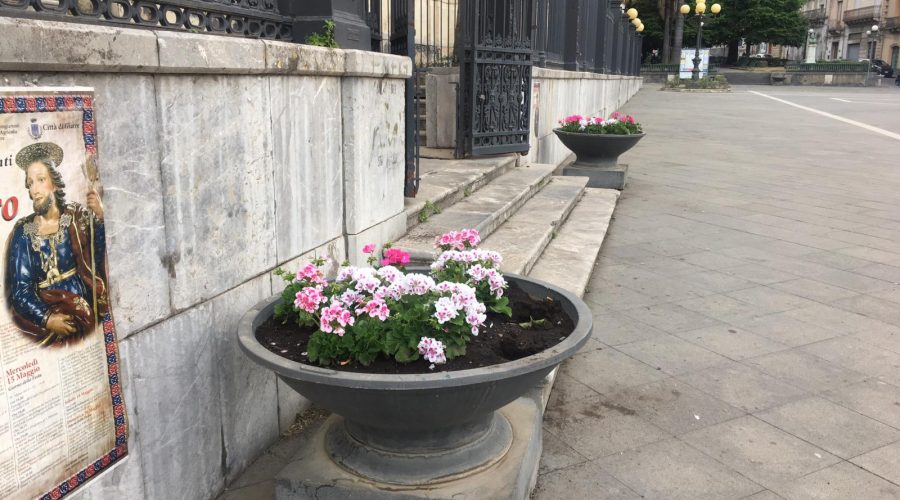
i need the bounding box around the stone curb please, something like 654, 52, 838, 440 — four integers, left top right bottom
0, 17, 411, 78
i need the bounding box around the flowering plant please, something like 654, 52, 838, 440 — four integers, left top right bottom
557, 111, 642, 135
273, 229, 512, 367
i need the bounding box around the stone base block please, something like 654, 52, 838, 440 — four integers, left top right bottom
563, 163, 628, 190
274, 397, 542, 500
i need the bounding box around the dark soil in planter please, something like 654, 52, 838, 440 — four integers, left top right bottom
255, 281, 575, 374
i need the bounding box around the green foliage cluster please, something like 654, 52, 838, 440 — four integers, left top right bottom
665, 75, 730, 89
304, 20, 338, 48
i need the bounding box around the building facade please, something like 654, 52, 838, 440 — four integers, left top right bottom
820, 0, 897, 63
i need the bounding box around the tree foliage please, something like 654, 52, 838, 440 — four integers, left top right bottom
640, 0, 808, 57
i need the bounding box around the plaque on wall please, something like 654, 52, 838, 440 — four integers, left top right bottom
0, 88, 127, 500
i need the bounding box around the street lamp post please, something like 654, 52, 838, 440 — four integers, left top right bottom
680, 0, 722, 81
865, 24, 879, 85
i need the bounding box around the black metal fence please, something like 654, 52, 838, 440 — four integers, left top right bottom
533, 0, 642, 75
0, 0, 294, 39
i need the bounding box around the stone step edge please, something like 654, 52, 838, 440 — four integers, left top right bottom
404, 155, 518, 231
526, 187, 621, 413
482, 176, 588, 277
403, 163, 557, 262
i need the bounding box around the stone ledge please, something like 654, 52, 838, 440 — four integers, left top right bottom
0, 17, 410, 78
0, 17, 159, 72
157, 31, 266, 74
534, 67, 643, 81
343, 49, 413, 78
264, 41, 346, 76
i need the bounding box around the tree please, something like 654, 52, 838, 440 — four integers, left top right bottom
702, 0, 807, 62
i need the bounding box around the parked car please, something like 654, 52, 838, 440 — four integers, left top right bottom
864, 59, 894, 77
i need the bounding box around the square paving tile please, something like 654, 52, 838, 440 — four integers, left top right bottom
602, 377, 745, 435
616, 335, 730, 376
738, 313, 842, 347
773, 461, 900, 500
851, 441, 900, 486
538, 428, 589, 475
676, 325, 789, 361
768, 278, 860, 303
677, 362, 807, 413
743, 491, 785, 500
675, 294, 762, 323
678, 269, 759, 294
598, 438, 763, 500
806, 268, 895, 294
803, 337, 900, 384
590, 311, 668, 346
532, 460, 642, 499
719, 263, 799, 286
821, 379, 900, 429
755, 397, 900, 459
543, 391, 671, 459
585, 281, 661, 311
782, 304, 885, 334
680, 416, 840, 490
620, 303, 723, 334
831, 294, 900, 328
559, 347, 667, 395
679, 251, 751, 271
742, 349, 867, 393
852, 326, 900, 355
725, 287, 816, 315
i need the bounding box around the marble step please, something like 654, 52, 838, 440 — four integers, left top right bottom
526, 187, 620, 412
528, 187, 620, 297
404, 154, 517, 231
396, 163, 557, 261
482, 176, 588, 276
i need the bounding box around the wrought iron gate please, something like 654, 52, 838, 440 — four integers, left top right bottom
387, 0, 420, 197
455, 0, 534, 158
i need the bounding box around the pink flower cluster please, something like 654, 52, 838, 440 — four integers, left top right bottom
431, 249, 503, 272
559, 111, 639, 129
295, 286, 327, 313
432, 281, 487, 335
610, 111, 637, 124
466, 264, 507, 298
381, 247, 411, 267
435, 229, 481, 251
320, 301, 355, 336
296, 262, 326, 285
418, 337, 446, 364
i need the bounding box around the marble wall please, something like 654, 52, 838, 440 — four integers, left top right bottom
0, 17, 409, 500
424, 67, 643, 166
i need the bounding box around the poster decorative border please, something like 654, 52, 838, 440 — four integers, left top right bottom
0, 93, 128, 500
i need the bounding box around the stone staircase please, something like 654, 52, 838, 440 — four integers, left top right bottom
396, 156, 620, 298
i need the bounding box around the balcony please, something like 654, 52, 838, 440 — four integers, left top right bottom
803, 6, 827, 24
885, 16, 900, 31
842, 5, 879, 24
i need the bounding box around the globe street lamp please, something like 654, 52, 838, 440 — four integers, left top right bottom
680, 0, 722, 81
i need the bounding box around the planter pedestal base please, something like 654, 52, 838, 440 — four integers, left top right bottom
274, 397, 542, 500
563, 163, 628, 190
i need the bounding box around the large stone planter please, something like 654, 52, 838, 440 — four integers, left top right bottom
237, 272, 592, 499
554, 128, 645, 189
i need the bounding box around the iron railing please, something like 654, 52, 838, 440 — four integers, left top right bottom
531, 0, 641, 75
802, 6, 826, 24
0, 0, 293, 39
414, 0, 458, 67
640, 63, 719, 74
884, 15, 900, 30
785, 61, 869, 72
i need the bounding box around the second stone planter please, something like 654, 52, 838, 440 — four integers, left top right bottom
553, 129, 645, 189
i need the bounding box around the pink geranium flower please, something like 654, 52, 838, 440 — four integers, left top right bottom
381, 248, 411, 266
362, 243, 376, 254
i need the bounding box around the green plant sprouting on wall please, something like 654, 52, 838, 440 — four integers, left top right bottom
304, 20, 338, 48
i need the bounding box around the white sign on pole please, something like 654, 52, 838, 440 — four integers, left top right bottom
679, 48, 710, 78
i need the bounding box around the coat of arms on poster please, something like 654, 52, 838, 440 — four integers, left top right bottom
0, 88, 127, 500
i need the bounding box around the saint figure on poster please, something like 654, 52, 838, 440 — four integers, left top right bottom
4, 142, 108, 345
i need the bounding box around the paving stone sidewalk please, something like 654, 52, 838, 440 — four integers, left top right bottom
533, 86, 900, 500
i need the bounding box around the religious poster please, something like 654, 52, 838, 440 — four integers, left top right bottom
0, 88, 127, 499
